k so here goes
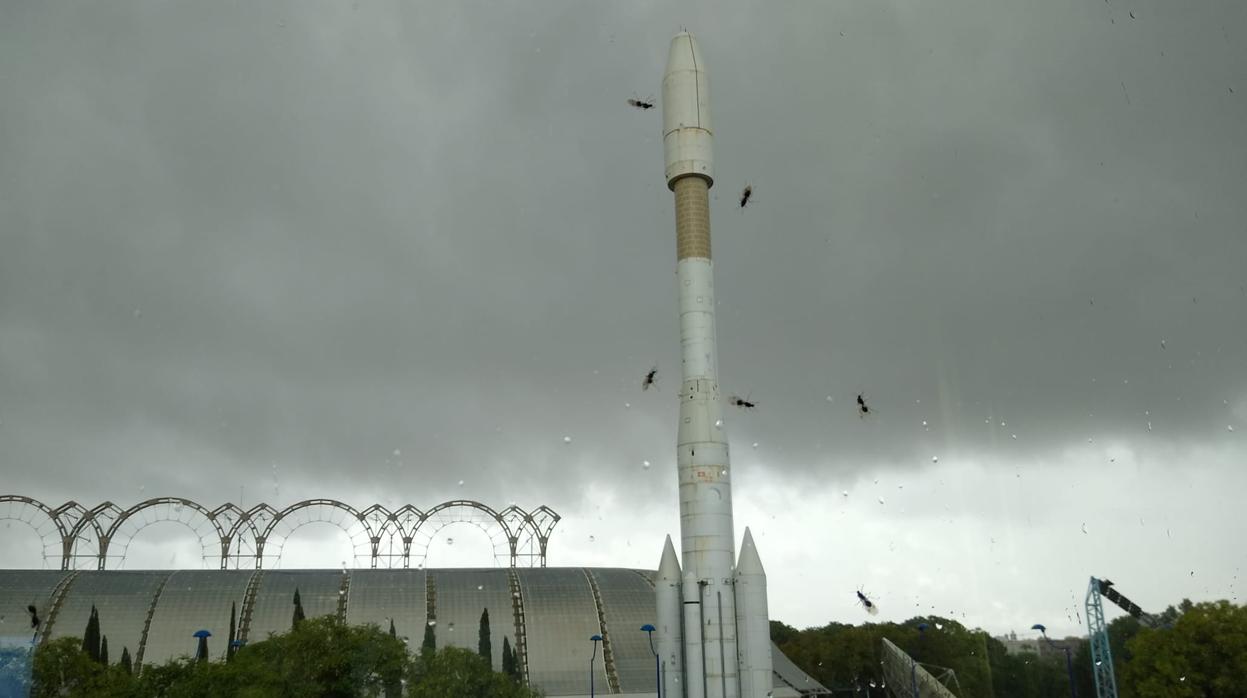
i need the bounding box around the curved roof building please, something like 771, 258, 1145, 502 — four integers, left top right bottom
1, 568, 828, 697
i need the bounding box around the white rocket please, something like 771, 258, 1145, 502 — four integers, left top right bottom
655, 32, 773, 698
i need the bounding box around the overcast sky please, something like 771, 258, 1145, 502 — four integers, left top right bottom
2, 0, 1245, 639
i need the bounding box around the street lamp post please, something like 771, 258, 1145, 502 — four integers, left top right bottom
589, 634, 603, 698
1032, 623, 1077, 698
641, 624, 660, 698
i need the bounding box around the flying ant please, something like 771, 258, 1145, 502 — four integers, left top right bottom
855, 588, 880, 616
729, 395, 757, 410
641, 366, 658, 391
856, 393, 871, 418
739, 185, 753, 208
627, 97, 655, 110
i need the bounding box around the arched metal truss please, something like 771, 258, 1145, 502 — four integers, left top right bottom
0, 496, 560, 570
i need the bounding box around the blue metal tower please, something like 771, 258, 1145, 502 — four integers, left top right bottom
1085, 577, 1118, 698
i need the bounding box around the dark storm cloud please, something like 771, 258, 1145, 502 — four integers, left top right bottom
1, 0, 1245, 628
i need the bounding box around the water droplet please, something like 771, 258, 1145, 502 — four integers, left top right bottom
427, 620, 436, 627
921, 420, 928, 428
588, 535, 596, 543
935, 623, 943, 630
446, 537, 454, 546
931, 456, 939, 463
477, 585, 483, 591
1011, 433, 1017, 439
1180, 676, 1186, 682
826, 395, 834, 403
1081, 523, 1089, 534
751, 442, 759, 449
842, 490, 849, 497
393, 448, 401, 457
642, 460, 651, 470
1087, 437, 1094, 443
1147, 421, 1153, 431
985, 418, 990, 424
1095, 660, 1102, 666
869, 681, 877, 688
878, 497, 885, 504
720, 468, 728, 476
714, 419, 723, 429
1229, 425, 1235, 432
338, 589, 345, 596
448, 622, 455, 632
563, 435, 572, 444
624, 402, 631, 409
458, 479, 465, 486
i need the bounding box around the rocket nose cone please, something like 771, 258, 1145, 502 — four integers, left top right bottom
664, 32, 705, 79
663, 31, 713, 136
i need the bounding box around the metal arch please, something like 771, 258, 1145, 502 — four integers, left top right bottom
0, 495, 559, 570
409, 499, 518, 568
66, 501, 123, 570
101, 497, 228, 570
225, 504, 278, 570
0, 495, 65, 569
259, 498, 374, 569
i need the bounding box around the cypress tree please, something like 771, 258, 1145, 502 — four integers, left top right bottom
292, 588, 306, 629
478, 608, 492, 664
421, 621, 436, 656
227, 601, 238, 662
388, 618, 397, 638
120, 647, 132, 674
100, 635, 109, 665
502, 636, 515, 679
82, 605, 100, 662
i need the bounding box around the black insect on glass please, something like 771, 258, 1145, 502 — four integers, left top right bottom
739, 185, 753, 208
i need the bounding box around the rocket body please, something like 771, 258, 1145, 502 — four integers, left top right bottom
666, 31, 738, 698
654, 31, 772, 698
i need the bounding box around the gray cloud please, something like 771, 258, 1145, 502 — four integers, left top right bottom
1, 0, 1244, 632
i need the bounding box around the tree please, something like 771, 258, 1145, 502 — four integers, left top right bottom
389, 618, 397, 638
227, 601, 238, 662
407, 647, 542, 698
421, 621, 436, 656
81, 605, 100, 663
502, 636, 516, 679
1122, 600, 1247, 697
99, 635, 109, 666
119, 647, 132, 675
478, 608, 492, 665
292, 587, 306, 629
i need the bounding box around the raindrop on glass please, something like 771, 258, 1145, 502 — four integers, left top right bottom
1081, 523, 1089, 534
477, 585, 483, 591
1011, 433, 1017, 439
446, 537, 454, 546
393, 449, 401, 457
931, 456, 939, 463
458, 479, 465, 486
588, 535, 596, 543
826, 395, 834, 403
921, 420, 928, 428
842, 490, 849, 497
338, 589, 345, 596
563, 436, 573, 444
427, 620, 436, 627
624, 402, 631, 409
714, 419, 723, 429
935, 623, 943, 630
752, 442, 759, 449
1229, 425, 1235, 432
878, 497, 885, 504
447, 622, 455, 632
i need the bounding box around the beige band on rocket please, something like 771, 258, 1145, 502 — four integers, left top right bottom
674, 176, 712, 261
